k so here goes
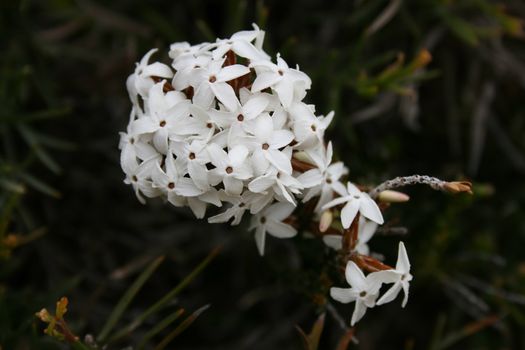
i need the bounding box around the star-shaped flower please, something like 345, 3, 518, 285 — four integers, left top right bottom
375, 242, 413, 307
249, 202, 297, 255
322, 182, 384, 228
330, 261, 383, 326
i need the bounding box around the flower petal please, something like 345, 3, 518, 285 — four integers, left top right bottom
396, 242, 411, 273
216, 64, 250, 82
269, 130, 294, 149
224, 176, 243, 196
376, 282, 402, 306
297, 169, 323, 188
232, 40, 266, 60
254, 225, 266, 256
193, 82, 215, 110
176, 178, 204, 197
265, 149, 292, 175
323, 235, 343, 250
330, 287, 355, 304
345, 261, 367, 290
229, 145, 249, 166
265, 202, 295, 221
242, 96, 269, 120
273, 77, 294, 108
359, 195, 384, 225
251, 72, 281, 92
187, 197, 207, 219
248, 174, 275, 193
266, 220, 297, 238
210, 82, 239, 112
351, 300, 367, 326
340, 200, 360, 229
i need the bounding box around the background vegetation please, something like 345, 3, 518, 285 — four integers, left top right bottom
1, 0, 524, 349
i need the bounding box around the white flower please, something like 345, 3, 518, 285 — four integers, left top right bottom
297, 142, 348, 213
212, 25, 269, 61
375, 242, 413, 307
207, 144, 253, 196
130, 83, 190, 154
248, 166, 303, 205
123, 156, 161, 204
322, 182, 384, 228
209, 94, 269, 129
290, 103, 334, 149
249, 202, 297, 255
246, 114, 295, 175
127, 48, 173, 99
191, 58, 250, 111
250, 55, 311, 108
330, 261, 383, 326
208, 191, 272, 225
151, 153, 203, 206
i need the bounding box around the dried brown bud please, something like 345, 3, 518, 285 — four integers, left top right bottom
443, 181, 473, 195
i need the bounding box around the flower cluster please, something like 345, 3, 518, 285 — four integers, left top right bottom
119, 25, 420, 326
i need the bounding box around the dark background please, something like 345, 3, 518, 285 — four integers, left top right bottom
1, 0, 525, 349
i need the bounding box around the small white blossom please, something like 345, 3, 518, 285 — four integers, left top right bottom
322, 182, 384, 228
375, 242, 413, 307
249, 202, 297, 256
330, 261, 382, 326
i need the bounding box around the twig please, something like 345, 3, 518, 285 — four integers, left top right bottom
369, 175, 472, 198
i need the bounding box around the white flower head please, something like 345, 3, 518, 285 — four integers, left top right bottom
322, 182, 384, 229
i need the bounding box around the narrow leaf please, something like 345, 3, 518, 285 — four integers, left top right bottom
109, 247, 221, 343
97, 256, 165, 342
154, 305, 210, 350
137, 308, 185, 350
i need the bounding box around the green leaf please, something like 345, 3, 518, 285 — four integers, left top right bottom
296, 313, 325, 350
17, 172, 60, 198
153, 305, 210, 350
108, 247, 221, 343
97, 256, 165, 342
137, 308, 185, 350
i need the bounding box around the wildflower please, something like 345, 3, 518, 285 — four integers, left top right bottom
330, 261, 382, 326
249, 202, 297, 255
322, 182, 384, 228
375, 242, 413, 307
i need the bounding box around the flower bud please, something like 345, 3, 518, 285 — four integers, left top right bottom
319, 210, 333, 233
443, 181, 473, 195
378, 190, 410, 203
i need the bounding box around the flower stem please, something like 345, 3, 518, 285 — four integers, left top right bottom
369, 175, 471, 198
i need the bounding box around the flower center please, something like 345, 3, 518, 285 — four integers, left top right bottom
189, 152, 196, 160
132, 175, 138, 182
310, 124, 316, 132
239, 202, 245, 208
278, 69, 284, 76
130, 137, 135, 144
168, 182, 175, 189
206, 122, 213, 129
237, 114, 244, 122
260, 216, 266, 224
262, 143, 270, 150
159, 120, 166, 127
326, 178, 332, 184
353, 195, 360, 199
359, 291, 367, 297
225, 166, 233, 174
209, 75, 217, 83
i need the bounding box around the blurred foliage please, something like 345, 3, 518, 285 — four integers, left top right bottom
1, 0, 524, 349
